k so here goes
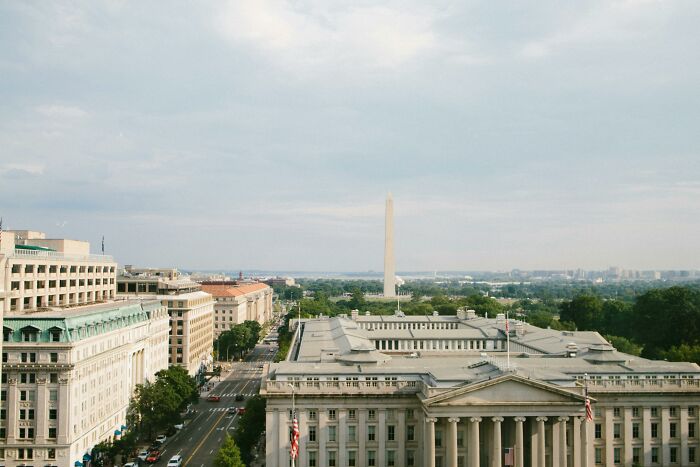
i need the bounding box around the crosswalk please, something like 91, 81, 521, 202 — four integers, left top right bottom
209, 407, 239, 412
215, 392, 257, 398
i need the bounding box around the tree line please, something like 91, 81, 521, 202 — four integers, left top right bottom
216, 320, 262, 361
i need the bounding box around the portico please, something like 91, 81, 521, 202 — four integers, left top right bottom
421, 374, 591, 467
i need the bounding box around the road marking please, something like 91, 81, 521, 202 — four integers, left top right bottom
209, 449, 214, 454
184, 410, 227, 467
188, 436, 193, 442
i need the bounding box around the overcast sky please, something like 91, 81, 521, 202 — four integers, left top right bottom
1, 1, 699, 272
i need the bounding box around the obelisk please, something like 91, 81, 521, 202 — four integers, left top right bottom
383, 193, 396, 297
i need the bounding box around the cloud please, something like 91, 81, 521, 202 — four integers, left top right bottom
215, 1, 439, 71
35, 104, 88, 119
0, 163, 45, 177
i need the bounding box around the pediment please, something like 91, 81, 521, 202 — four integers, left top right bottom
424, 374, 586, 407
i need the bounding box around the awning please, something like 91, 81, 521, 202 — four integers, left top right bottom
75, 461, 84, 467
114, 430, 122, 436
121, 424, 127, 431
83, 453, 92, 461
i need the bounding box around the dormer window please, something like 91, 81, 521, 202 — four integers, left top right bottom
3, 327, 12, 342
21, 325, 40, 342
49, 327, 62, 342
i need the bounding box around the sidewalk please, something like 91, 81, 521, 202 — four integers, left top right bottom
199, 365, 235, 397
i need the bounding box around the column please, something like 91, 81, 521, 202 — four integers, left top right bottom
426, 417, 438, 467
681, 406, 689, 466
338, 409, 347, 467
514, 417, 526, 467
298, 408, 309, 467
265, 410, 278, 467
397, 409, 406, 466
623, 408, 633, 467
661, 407, 670, 466
278, 409, 288, 467
536, 417, 547, 467
604, 408, 614, 466
642, 407, 651, 466
6, 377, 18, 444
57, 377, 70, 444
572, 417, 581, 467
448, 417, 460, 467
318, 410, 327, 467
358, 409, 368, 466
470, 417, 482, 467
581, 418, 591, 467
378, 409, 386, 467
558, 417, 569, 467
35, 377, 48, 443
492, 417, 504, 467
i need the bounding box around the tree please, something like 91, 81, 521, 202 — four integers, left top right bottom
661, 344, 700, 365
214, 434, 245, 467
234, 395, 267, 465
155, 366, 198, 410
605, 335, 642, 356
128, 380, 181, 439
348, 287, 366, 310
559, 295, 603, 330
243, 320, 262, 349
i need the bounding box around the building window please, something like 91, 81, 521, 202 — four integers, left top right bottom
308, 426, 316, 442
614, 447, 621, 464
387, 450, 396, 467
48, 448, 56, 459
632, 447, 640, 464
368, 409, 376, 420
407, 425, 415, 441
690, 422, 696, 438
670, 406, 678, 417
613, 407, 621, 417
594, 424, 602, 439
308, 410, 317, 421
348, 409, 356, 420
308, 451, 316, 467
327, 450, 336, 467
49, 389, 58, 401
651, 447, 659, 463
632, 423, 639, 438
50, 352, 59, 362
49, 409, 57, 420
435, 429, 442, 447
651, 407, 659, 417
367, 450, 376, 467
670, 422, 677, 438
595, 447, 602, 465
387, 425, 395, 441
328, 409, 336, 420
50, 373, 58, 383
17, 448, 33, 460
690, 447, 696, 464
0, 390, 5, 401
368, 425, 376, 441
651, 423, 658, 438
690, 407, 697, 416
348, 450, 356, 467
49, 427, 57, 438
20, 373, 36, 384
613, 423, 621, 439
407, 450, 415, 466
327, 426, 336, 442
348, 425, 356, 442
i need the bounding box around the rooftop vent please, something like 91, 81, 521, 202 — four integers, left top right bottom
456, 308, 467, 320
465, 309, 477, 320
514, 321, 525, 337
496, 313, 505, 323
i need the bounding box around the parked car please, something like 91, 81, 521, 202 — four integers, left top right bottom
227, 407, 237, 415
207, 395, 221, 402
155, 434, 167, 444
174, 422, 184, 430
124, 463, 137, 467
235, 394, 244, 401
146, 450, 161, 463
167, 455, 183, 467
237, 407, 246, 415
137, 449, 149, 461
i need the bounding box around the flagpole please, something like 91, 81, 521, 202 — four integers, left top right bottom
288, 384, 295, 467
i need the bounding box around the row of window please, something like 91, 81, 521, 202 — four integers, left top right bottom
306, 423, 417, 444
11, 278, 114, 290
594, 406, 696, 418
2, 352, 59, 363
1, 372, 61, 384
304, 408, 417, 422
11, 264, 114, 274
594, 421, 696, 439
306, 449, 415, 467
0, 447, 53, 460
595, 446, 696, 464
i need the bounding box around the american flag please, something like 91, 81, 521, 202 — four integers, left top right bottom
505, 317, 510, 334
290, 411, 300, 460
585, 382, 593, 422
504, 447, 515, 466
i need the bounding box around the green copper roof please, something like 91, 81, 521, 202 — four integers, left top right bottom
3, 300, 163, 343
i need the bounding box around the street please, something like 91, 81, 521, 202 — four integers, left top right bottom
143, 342, 277, 467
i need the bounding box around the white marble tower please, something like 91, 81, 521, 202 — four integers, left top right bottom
383, 193, 396, 297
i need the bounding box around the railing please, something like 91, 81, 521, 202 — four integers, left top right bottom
264, 380, 422, 395
11, 249, 114, 263
587, 379, 700, 392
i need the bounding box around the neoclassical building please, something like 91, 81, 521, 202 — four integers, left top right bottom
262, 310, 700, 467
0, 300, 170, 467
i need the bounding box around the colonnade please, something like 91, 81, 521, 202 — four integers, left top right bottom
424, 413, 590, 467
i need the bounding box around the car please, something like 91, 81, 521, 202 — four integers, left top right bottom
137, 449, 149, 461
124, 463, 137, 467
174, 422, 184, 430
155, 434, 167, 444
207, 395, 221, 402
237, 407, 246, 415
146, 450, 161, 463
227, 407, 237, 415
235, 394, 244, 401
167, 455, 183, 467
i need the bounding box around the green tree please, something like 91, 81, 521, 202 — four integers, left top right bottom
559, 295, 603, 330
214, 434, 245, 467
243, 320, 262, 349
661, 344, 700, 365
128, 380, 181, 439
605, 335, 642, 356
348, 287, 366, 310
234, 395, 267, 465
155, 366, 198, 410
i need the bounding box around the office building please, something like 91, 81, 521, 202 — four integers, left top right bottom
200, 282, 273, 337
262, 310, 700, 467
117, 266, 214, 376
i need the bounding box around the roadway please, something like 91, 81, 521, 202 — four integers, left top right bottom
144, 342, 277, 467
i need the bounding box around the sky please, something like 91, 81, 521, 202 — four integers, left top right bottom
1, 1, 699, 272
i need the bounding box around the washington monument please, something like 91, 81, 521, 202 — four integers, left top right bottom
383, 193, 396, 297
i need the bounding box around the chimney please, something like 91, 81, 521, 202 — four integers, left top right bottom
515, 321, 525, 337
456, 308, 467, 320
496, 313, 505, 323
466, 309, 477, 320
351, 310, 359, 321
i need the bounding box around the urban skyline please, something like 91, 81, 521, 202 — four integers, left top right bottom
1, 2, 699, 271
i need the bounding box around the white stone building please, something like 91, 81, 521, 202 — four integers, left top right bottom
262, 310, 700, 467
200, 282, 273, 337
0, 300, 170, 467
